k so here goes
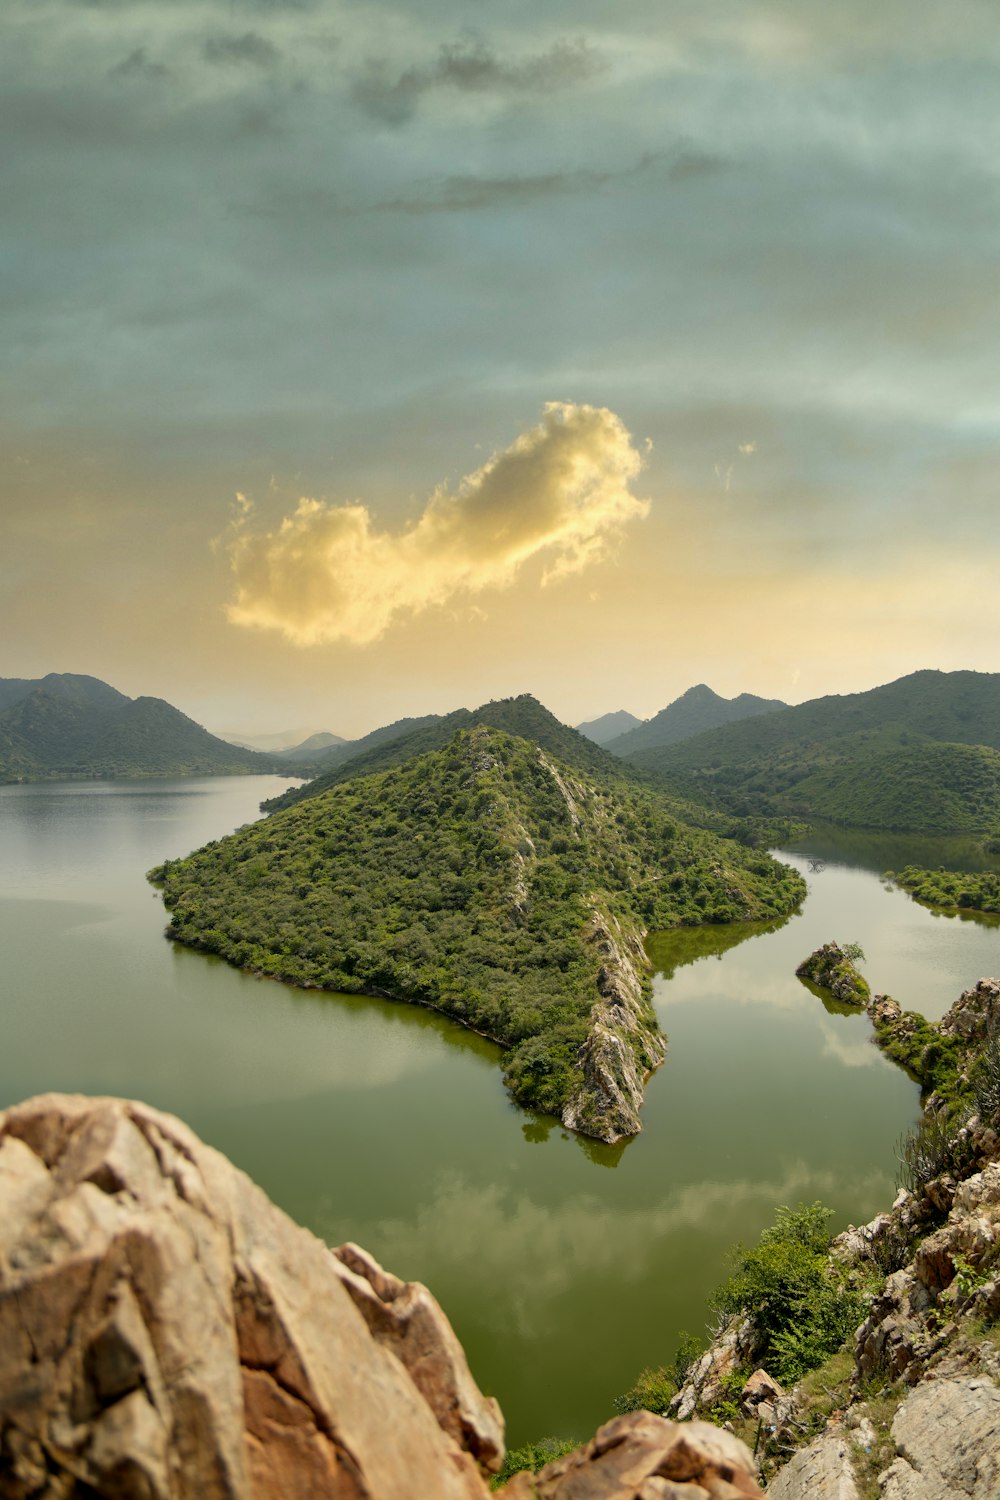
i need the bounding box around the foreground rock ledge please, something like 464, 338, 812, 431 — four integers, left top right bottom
0, 1094, 766, 1500
0, 1093, 500, 1500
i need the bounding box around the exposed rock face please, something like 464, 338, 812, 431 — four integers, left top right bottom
330, 1241, 503, 1470
0, 1093, 498, 1499
0, 1093, 768, 1500
880, 1377, 1000, 1499
669, 1319, 756, 1422
766, 1431, 859, 1500
856, 1159, 1000, 1387
938, 979, 1000, 1047
498, 1411, 763, 1498
561, 908, 666, 1143
795, 944, 870, 1008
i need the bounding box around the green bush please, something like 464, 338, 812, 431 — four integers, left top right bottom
710, 1203, 870, 1385
895, 1105, 975, 1194
490, 1436, 577, 1489
971, 1024, 1000, 1124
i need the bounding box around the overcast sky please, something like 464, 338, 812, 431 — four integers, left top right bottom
4, 0, 999, 738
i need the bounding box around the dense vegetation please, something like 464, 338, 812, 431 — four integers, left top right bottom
888, 864, 1000, 915
604, 684, 786, 757
262, 694, 644, 813
0, 673, 278, 781
614, 1203, 875, 1420
151, 724, 805, 1125
622, 670, 1000, 834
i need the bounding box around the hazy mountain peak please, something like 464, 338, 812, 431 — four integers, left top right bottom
604, 685, 787, 757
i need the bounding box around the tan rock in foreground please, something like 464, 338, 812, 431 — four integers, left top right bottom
0, 1093, 496, 1500
0, 1093, 767, 1500
498, 1411, 763, 1499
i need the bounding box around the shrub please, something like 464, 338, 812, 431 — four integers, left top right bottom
612, 1365, 677, 1416
490, 1436, 577, 1489
710, 1203, 869, 1385
971, 1024, 1000, 1124
895, 1104, 974, 1195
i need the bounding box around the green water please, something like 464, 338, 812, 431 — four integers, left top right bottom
1, 780, 998, 1444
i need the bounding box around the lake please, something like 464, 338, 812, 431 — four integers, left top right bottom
1, 779, 997, 1445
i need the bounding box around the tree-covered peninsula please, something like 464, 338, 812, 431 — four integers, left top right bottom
887, 864, 1000, 916
150, 723, 805, 1141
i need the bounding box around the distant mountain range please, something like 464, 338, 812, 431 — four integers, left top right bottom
0, 674, 280, 781
623, 670, 1000, 834
603, 685, 788, 757
575, 709, 643, 744
224, 729, 347, 756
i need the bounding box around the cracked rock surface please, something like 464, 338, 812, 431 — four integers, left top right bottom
0, 1093, 499, 1499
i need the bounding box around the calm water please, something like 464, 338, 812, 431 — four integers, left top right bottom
1, 779, 998, 1443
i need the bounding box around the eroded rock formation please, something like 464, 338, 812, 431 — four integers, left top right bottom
561, 909, 667, 1143
0, 1093, 499, 1499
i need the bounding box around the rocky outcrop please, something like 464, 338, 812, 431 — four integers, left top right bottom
766, 1431, 859, 1500
0, 1093, 499, 1499
561, 908, 667, 1143
880, 1377, 1000, 1499
669, 1318, 755, 1422
938, 978, 1000, 1047
795, 944, 870, 1008
855, 1157, 1000, 1387
498, 1411, 763, 1498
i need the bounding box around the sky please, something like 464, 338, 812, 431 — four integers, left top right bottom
4, 0, 999, 740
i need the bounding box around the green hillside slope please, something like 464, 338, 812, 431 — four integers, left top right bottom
629, 671, 1000, 833
151, 725, 805, 1142
262, 694, 635, 812
0, 674, 278, 780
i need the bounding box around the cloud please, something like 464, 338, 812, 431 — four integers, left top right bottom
109, 48, 170, 82
204, 33, 280, 69
352, 37, 604, 125
226, 402, 650, 647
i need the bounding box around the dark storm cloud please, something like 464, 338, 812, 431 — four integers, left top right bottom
351, 37, 605, 125
203, 33, 281, 69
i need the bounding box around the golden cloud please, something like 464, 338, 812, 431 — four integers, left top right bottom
225, 402, 649, 646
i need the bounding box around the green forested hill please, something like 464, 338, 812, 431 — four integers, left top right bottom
263, 694, 637, 812
0, 673, 279, 780
627, 670, 1000, 834
152, 725, 805, 1141
604, 684, 787, 757
888, 864, 1000, 914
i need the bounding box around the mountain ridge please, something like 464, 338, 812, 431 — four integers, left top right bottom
628, 669, 1000, 833
0, 673, 280, 781
604, 684, 788, 757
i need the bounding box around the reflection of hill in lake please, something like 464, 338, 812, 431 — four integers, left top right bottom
645, 916, 789, 982
778, 822, 1000, 877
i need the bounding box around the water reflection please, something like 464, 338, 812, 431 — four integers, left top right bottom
1, 778, 995, 1445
